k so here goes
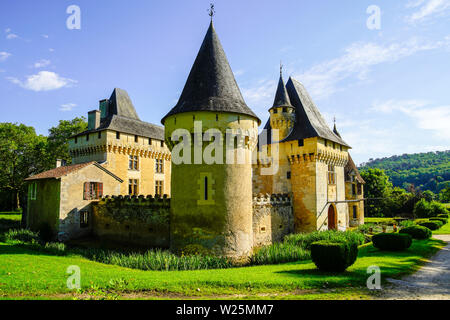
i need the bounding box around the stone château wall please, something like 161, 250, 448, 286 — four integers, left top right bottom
92, 195, 170, 248
252, 193, 294, 247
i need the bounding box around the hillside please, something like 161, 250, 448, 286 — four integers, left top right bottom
359, 151, 450, 193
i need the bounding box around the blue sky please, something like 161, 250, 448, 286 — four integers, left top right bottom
1, 0, 449, 164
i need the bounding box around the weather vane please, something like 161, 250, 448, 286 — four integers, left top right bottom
208, 3, 215, 20
280, 61, 283, 76
333, 116, 336, 125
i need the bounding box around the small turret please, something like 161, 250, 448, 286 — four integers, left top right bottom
269, 69, 295, 141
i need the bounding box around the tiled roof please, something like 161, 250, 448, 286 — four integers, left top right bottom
72, 88, 165, 141
345, 155, 366, 184
25, 162, 95, 181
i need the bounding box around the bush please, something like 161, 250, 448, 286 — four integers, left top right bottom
250, 243, 310, 266
400, 226, 432, 240
3, 229, 39, 243
430, 217, 448, 225
419, 221, 442, 231
372, 233, 412, 251
311, 241, 358, 272
437, 214, 449, 219
284, 230, 365, 250
400, 220, 415, 228
414, 199, 449, 218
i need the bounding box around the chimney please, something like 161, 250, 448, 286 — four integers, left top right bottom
99, 99, 109, 119
56, 159, 63, 168
88, 110, 101, 130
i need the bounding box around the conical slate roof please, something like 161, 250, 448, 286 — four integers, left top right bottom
283, 77, 350, 147
161, 22, 260, 124
272, 74, 292, 109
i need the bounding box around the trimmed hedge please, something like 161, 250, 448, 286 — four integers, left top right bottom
372, 233, 412, 251
419, 221, 442, 231
437, 214, 449, 219
400, 226, 432, 240
430, 217, 448, 225
311, 241, 358, 272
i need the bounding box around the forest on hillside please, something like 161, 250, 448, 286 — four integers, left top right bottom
359, 151, 450, 193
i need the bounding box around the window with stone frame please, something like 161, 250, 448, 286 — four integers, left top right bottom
83, 182, 103, 200
155, 180, 163, 197
327, 165, 336, 185
352, 183, 357, 195
155, 159, 164, 174
129, 179, 139, 196
352, 206, 358, 219
129, 155, 139, 171
357, 183, 362, 195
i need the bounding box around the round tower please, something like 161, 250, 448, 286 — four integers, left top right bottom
161, 22, 260, 259
269, 71, 295, 141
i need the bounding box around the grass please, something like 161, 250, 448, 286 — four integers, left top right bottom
432, 222, 450, 235
0, 238, 444, 299
0, 212, 446, 300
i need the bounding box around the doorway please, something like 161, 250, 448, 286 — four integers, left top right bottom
328, 205, 337, 230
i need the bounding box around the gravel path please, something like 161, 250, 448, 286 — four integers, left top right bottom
381, 235, 450, 300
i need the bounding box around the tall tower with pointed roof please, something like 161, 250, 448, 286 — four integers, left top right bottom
162, 21, 260, 258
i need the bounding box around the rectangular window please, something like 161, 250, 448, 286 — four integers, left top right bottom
353, 206, 358, 219
80, 210, 89, 228
155, 159, 164, 174
83, 182, 103, 200
129, 155, 139, 171
155, 180, 163, 197
204, 176, 208, 200
352, 184, 357, 195
327, 165, 336, 185
149, 138, 152, 145
98, 132, 102, 139
116, 132, 120, 140
324, 140, 328, 147
287, 171, 291, 180
129, 179, 139, 196
357, 183, 362, 195
86, 134, 89, 141
74, 137, 78, 144
28, 182, 37, 200
298, 139, 304, 147
161, 141, 164, 148
135, 135, 138, 143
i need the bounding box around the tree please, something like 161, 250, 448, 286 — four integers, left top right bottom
45, 117, 87, 169
422, 190, 436, 202
439, 187, 450, 203
0, 123, 48, 210
360, 168, 393, 217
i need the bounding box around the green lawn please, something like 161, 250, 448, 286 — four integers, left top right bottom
433, 222, 450, 235
0, 238, 444, 300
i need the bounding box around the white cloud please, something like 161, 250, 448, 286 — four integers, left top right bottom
5, 28, 11, 33
6, 33, 18, 40
49, 48, 55, 52
6, 71, 77, 92
372, 99, 450, 139
41, 34, 49, 39
406, 0, 450, 23
292, 37, 450, 100
0, 52, 11, 62
34, 59, 51, 68
60, 103, 77, 112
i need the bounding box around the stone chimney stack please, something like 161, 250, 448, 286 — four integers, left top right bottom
56, 159, 63, 168
88, 110, 101, 130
